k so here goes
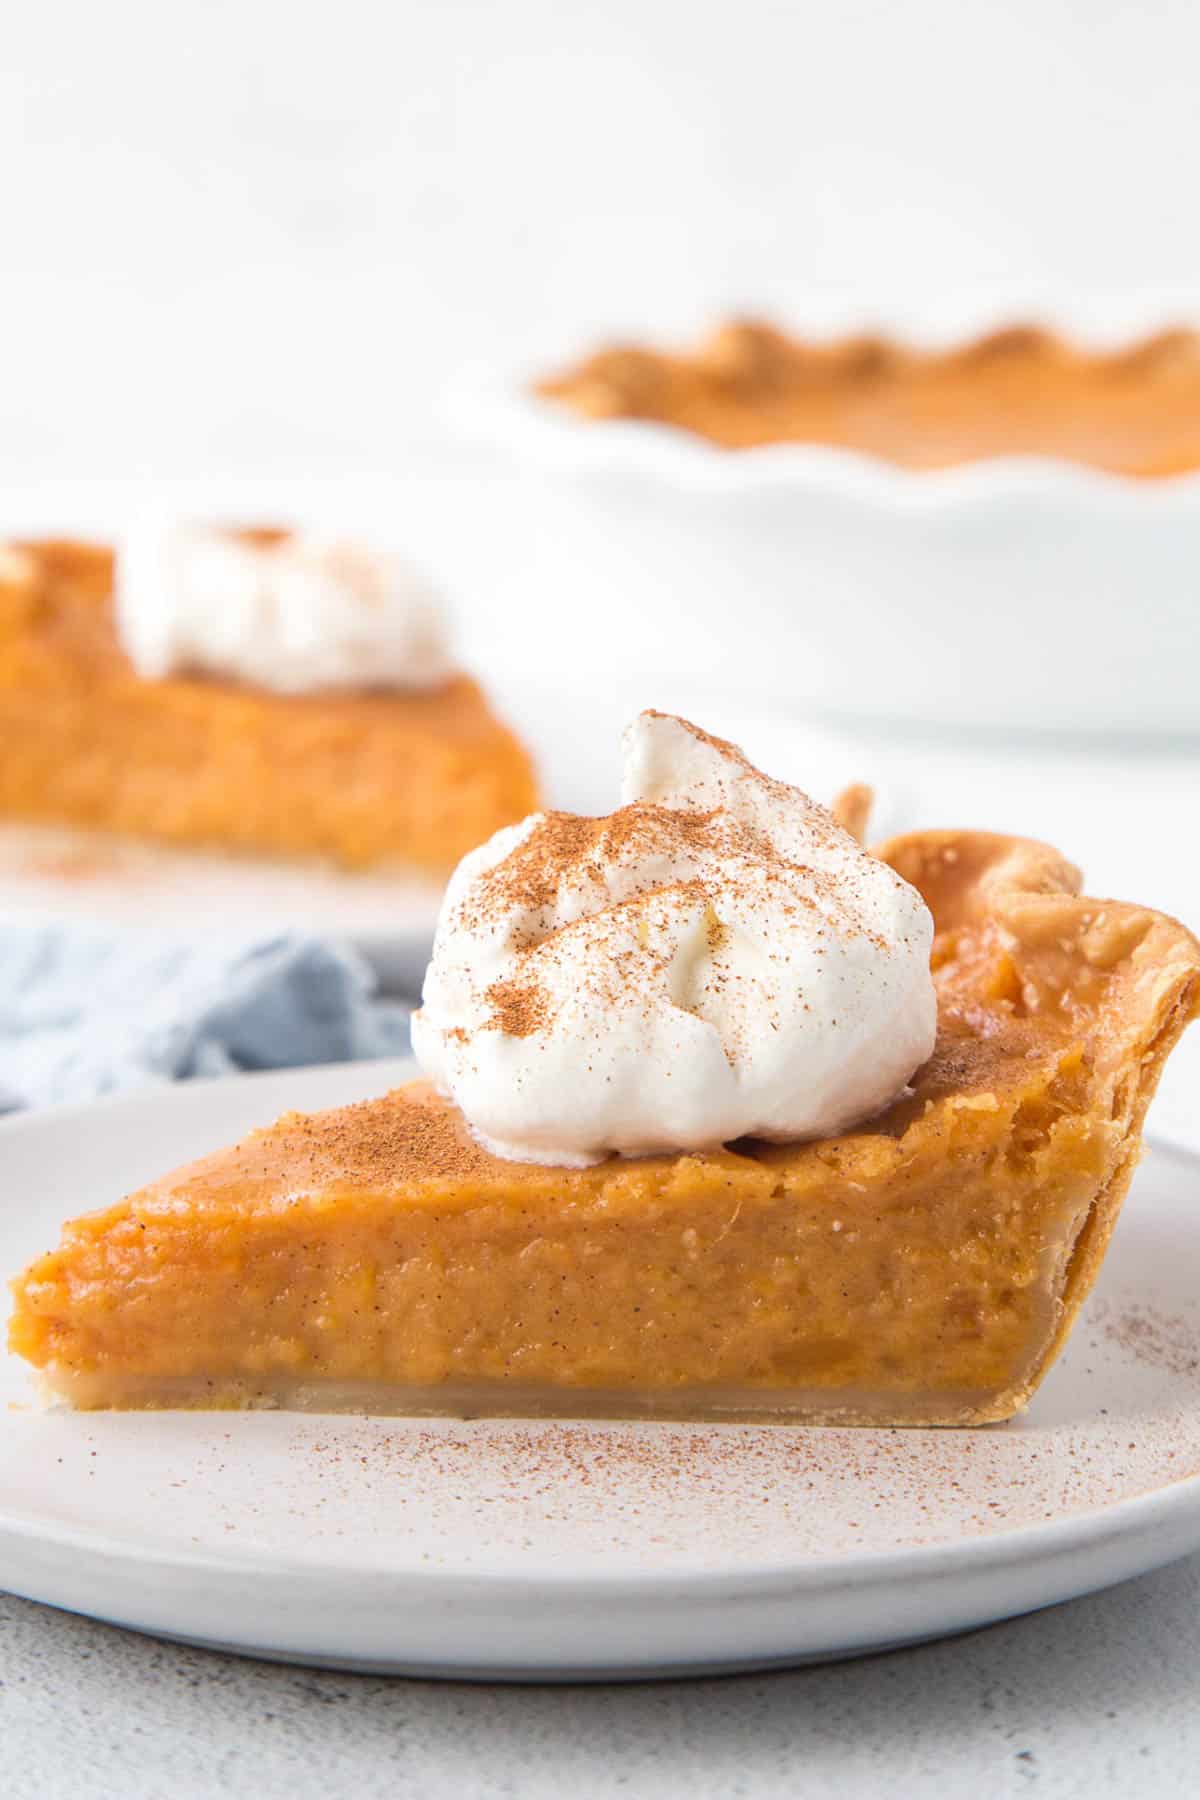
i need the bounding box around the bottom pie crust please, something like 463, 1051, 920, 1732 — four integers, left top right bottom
34, 1373, 1017, 1427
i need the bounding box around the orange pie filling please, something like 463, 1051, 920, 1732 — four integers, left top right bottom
0, 538, 538, 873
11, 828, 1198, 1424
537, 320, 1200, 477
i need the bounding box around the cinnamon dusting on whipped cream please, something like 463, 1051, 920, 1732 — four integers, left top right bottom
412, 712, 936, 1168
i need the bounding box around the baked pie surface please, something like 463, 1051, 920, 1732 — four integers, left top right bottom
538, 320, 1200, 476
11, 825, 1197, 1424
0, 538, 538, 872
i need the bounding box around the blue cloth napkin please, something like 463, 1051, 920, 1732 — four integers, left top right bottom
0, 926, 412, 1112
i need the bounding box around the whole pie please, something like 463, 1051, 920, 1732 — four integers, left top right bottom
0, 536, 538, 873
11, 805, 1197, 1424
536, 319, 1200, 477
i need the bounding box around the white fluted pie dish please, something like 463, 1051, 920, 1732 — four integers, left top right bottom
456, 303, 1200, 738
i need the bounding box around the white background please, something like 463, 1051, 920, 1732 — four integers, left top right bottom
2, 0, 1198, 483
0, 0, 1196, 1074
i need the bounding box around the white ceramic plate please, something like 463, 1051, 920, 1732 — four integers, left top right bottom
0, 827, 446, 996
2, 1060, 1200, 1680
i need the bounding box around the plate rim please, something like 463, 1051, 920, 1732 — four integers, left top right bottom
1, 1448, 1199, 1599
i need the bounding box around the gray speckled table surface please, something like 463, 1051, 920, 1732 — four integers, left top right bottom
3, 1555, 1199, 1799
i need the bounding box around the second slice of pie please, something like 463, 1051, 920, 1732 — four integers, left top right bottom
0, 530, 538, 873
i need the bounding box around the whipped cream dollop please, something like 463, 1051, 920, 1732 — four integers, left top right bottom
115, 524, 453, 694
412, 712, 937, 1166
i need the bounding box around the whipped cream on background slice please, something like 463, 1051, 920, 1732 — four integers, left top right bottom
412, 711, 937, 1166
116, 524, 453, 694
